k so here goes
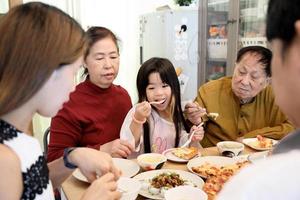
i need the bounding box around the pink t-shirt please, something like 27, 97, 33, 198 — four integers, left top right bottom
120, 106, 200, 158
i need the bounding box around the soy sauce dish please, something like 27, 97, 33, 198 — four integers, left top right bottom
217, 141, 244, 157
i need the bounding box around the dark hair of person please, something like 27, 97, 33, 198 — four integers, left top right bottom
136, 57, 189, 153
0, 2, 86, 116
82, 26, 120, 77
236, 46, 272, 77
266, 0, 300, 51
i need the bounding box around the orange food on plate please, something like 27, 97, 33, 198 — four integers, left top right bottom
192, 162, 220, 178
172, 147, 198, 160
192, 161, 249, 200
256, 135, 273, 148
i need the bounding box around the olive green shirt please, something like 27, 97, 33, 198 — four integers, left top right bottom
196, 77, 295, 147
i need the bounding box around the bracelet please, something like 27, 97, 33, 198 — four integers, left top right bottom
63, 147, 78, 169
132, 113, 146, 124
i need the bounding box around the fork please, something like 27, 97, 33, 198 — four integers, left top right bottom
181, 122, 204, 148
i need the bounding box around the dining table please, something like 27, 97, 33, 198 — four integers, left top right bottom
61, 146, 256, 200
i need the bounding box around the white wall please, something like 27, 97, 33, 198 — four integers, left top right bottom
23, 0, 177, 147
77, 0, 177, 103
0, 0, 9, 13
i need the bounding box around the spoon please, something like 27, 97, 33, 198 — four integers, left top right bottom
149, 99, 165, 105
155, 161, 165, 170
222, 151, 235, 158
180, 122, 204, 148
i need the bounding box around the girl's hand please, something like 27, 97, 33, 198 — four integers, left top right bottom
190, 124, 204, 142
184, 102, 207, 125
81, 173, 121, 200
134, 101, 151, 123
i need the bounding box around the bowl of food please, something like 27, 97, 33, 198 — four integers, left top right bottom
137, 153, 167, 171
217, 141, 244, 157
164, 185, 208, 200
117, 177, 141, 200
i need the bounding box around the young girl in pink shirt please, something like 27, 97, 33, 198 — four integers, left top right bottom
120, 57, 204, 157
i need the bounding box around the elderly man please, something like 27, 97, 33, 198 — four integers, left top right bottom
217, 1, 300, 199
185, 45, 294, 147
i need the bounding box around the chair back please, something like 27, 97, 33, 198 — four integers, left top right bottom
43, 127, 50, 159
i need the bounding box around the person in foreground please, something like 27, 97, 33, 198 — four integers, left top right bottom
217, 0, 300, 199
0, 2, 120, 200
184, 45, 294, 147
48, 26, 133, 162
120, 57, 204, 157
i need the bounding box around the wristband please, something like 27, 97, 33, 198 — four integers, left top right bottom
132, 113, 146, 124
63, 147, 78, 169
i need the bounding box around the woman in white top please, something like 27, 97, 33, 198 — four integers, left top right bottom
0, 2, 120, 200
120, 57, 204, 157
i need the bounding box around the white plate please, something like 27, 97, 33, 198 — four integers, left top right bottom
242, 138, 278, 151
73, 158, 140, 182
133, 169, 205, 200
187, 156, 236, 178
164, 185, 208, 200
162, 148, 199, 163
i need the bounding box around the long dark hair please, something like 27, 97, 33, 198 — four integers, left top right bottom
136, 57, 189, 153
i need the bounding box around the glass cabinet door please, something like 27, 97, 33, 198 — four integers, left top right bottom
206, 0, 229, 81
238, 0, 269, 48
199, 0, 269, 84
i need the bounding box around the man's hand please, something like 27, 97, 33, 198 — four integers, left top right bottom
184, 102, 206, 125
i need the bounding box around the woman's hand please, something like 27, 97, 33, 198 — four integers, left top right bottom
184, 102, 206, 125
134, 101, 151, 123
81, 173, 121, 200
190, 124, 204, 142
68, 148, 121, 183
100, 139, 134, 158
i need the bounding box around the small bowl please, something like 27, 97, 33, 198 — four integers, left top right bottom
164, 186, 208, 200
117, 177, 141, 200
217, 141, 244, 157
137, 153, 167, 171
247, 151, 269, 164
